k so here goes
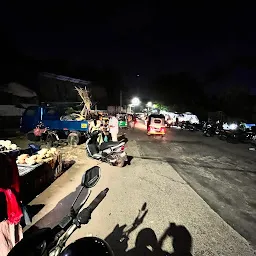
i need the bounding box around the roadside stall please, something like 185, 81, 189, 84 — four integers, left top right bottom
0, 141, 63, 203
16, 148, 62, 203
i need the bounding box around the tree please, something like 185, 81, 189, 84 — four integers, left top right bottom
152, 72, 206, 112
217, 84, 251, 119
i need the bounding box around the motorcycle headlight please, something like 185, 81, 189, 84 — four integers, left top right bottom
230, 123, 238, 130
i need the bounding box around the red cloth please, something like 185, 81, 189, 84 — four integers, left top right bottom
0, 189, 22, 225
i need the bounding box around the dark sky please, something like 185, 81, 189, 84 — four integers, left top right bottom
2, 2, 256, 91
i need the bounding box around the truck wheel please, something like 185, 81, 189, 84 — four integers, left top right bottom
68, 132, 80, 146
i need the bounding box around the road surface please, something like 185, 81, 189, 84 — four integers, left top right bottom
130, 123, 256, 249
24, 124, 255, 255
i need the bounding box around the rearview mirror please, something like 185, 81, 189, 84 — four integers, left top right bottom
81, 166, 101, 188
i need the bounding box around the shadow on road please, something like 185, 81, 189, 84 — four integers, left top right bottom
24, 184, 88, 236
126, 156, 134, 166
23, 201, 193, 255
133, 155, 256, 174
105, 203, 193, 256
21, 204, 45, 228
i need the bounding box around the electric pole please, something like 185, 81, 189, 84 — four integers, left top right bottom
120, 90, 122, 111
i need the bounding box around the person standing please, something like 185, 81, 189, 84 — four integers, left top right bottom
109, 114, 119, 141
0, 153, 23, 256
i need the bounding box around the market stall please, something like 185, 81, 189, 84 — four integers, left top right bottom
16, 148, 62, 203
0, 140, 63, 203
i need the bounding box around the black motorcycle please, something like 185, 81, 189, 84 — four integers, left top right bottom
227, 129, 255, 143
180, 121, 195, 131
85, 131, 128, 167
9, 166, 114, 256
203, 123, 217, 137
203, 123, 222, 137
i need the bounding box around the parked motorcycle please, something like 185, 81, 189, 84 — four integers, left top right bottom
218, 127, 253, 143
9, 166, 113, 256
27, 122, 59, 147
180, 121, 195, 131
202, 124, 216, 137
228, 129, 255, 143
85, 131, 128, 167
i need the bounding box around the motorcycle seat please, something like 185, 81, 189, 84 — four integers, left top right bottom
99, 141, 121, 150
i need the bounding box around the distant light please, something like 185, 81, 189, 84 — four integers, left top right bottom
230, 123, 238, 130
146, 101, 153, 107
136, 74, 140, 77
131, 97, 140, 106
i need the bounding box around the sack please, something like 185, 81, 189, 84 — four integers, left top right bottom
22, 204, 31, 225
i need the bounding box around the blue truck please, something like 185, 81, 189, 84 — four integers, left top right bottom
20, 105, 89, 144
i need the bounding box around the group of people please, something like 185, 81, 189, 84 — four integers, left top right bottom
89, 113, 140, 143
89, 114, 119, 142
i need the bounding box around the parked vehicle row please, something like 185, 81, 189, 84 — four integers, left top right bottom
202, 122, 256, 144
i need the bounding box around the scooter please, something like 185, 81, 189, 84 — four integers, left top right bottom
9, 166, 114, 256
85, 131, 128, 167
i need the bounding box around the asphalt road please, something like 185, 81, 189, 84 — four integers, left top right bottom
24, 123, 256, 255
128, 123, 256, 250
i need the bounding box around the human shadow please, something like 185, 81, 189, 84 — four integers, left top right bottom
125, 228, 165, 256
105, 211, 193, 256
105, 202, 148, 256
159, 223, 193, 256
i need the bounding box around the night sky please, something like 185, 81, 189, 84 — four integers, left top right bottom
1, 2, 256, 94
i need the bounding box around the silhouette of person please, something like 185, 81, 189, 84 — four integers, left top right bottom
126, 228, 164, 256
159, 223, 192, 256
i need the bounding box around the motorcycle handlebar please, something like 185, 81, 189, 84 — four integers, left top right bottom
78, 188, 109, 224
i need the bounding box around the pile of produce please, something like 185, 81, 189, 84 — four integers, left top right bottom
0, 140, 18, 151
16, 147, 58, 165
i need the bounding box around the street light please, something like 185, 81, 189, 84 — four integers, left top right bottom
131, 97, 141, 106
146, 101, 152, 107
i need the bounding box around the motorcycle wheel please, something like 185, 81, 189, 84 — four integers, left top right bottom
203, 131, 209, 137
68, 132, 80, 146
46, 133, 55, 147
115, 157, 125, 167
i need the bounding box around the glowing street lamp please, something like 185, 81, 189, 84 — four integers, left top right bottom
131, 97, 141, 106
146, 101, 153, 107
